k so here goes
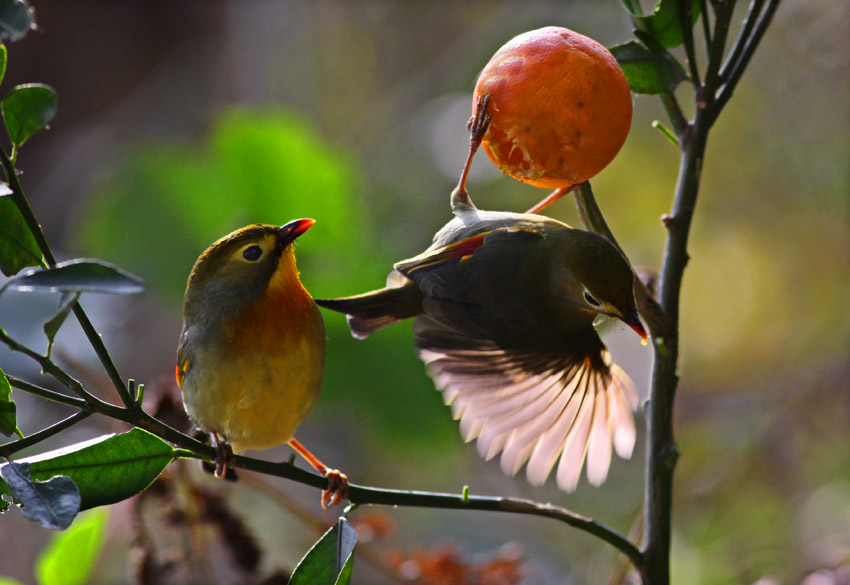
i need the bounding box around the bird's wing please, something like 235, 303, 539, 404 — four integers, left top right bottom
415, 315, 638, 492
395, 225, 543, 276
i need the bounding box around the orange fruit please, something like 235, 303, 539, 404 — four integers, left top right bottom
474, 26, 632, 189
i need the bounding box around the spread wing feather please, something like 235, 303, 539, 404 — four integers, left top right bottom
416, 315, 637, 492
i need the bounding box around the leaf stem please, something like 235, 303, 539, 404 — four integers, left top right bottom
681, 1, 702, 86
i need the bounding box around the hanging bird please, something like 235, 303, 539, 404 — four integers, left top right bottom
316, 97, 647, 491
176, 219, 348, 508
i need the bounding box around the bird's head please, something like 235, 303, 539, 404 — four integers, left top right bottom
184, 219, 315, 317
553, 229, 648, 342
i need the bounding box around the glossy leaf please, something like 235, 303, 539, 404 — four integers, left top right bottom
0, 461, 81, 530
2, 83, 57, 148
621, 0, 701, 48
610, 40, 687, 95
35, 509, 108, 585
0, 365, 20, 437
290, 517, 357, 585
0, 196, 42, 275
5, 259, 144, 294
44, 292, 79, 358
0, 429, 177, 510
0, 0, 34, 41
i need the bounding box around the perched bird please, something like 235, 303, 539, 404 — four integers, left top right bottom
316, 98, 648, 492
176, 219, 347, 507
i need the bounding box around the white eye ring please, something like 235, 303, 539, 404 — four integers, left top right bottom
584, 290, 601, 307
242, 245, 263, 261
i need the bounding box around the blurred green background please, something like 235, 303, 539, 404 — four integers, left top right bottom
0, 1, 847, 584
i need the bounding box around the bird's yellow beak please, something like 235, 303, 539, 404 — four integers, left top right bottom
622, 309, 648, 344
277, 218, 316, 249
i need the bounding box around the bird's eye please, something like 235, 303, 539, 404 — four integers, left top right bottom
242, 245, 263, 261
584, 291, 601, 307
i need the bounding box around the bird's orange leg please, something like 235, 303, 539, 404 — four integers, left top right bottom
451, 94, 492, 210
525, 186, 576, 215
211, 432, 234, 479
288, 438, 349, 509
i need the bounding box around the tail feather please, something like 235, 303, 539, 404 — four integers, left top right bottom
315, 284, 422, 339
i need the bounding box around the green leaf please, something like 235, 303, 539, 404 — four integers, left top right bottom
4, 259, 144, 294
0, 365, 20, 437
0, 429, 178, 510
0, 0, 34, 42
610, 40, 688, 95
44, 292, 79, 358
0, 44, 7, 86
0, 195, 43, 275
0, 461, 81, 530
290, 517, 357, 585
621, 0, 701, 48
2, 83, 57, 148
35, 508, 108, 585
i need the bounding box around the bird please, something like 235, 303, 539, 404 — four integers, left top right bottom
176, 219, 348, 508
315, 97, 648, 492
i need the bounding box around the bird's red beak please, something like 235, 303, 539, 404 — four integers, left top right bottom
278, 218, 316, 247
622, 309, 648, 344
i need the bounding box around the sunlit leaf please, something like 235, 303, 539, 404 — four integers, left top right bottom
2, 83, 57, 148
35, 508, 108, 585
0, 44, 7, 87
0, 429, 178, 510
0, 365, 20, 437
5, 259, 144, 294
610, 40, 687, 95
44, 292, 79, 358
0, 196, 42, 275
290, 517, 357, 585
0, 461, 81, 530
620, 0, 701, 48
0, 0, 34, 42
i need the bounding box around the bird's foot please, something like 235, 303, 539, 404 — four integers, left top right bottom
321, 469, 350, 509
212, 433, 234, 479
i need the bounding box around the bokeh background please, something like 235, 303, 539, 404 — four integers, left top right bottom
0, 1, 847, 584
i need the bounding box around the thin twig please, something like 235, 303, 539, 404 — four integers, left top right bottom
715, 0, 780, 113
0, 147, 135, 408
0, 409, 92, 457
681, 0, 702, 86
718, 0, 765, 84
699, 0, 713, 55
6, 375, 87, 409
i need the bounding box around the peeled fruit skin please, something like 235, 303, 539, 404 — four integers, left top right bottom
475, 26, 633, 189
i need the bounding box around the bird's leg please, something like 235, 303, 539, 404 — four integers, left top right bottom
288, 438, 349, 509
211, 432, 234, 479
526, 186, 576, 215
451, 93, 492, 213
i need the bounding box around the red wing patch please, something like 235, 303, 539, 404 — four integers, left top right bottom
396, 233, 488, 276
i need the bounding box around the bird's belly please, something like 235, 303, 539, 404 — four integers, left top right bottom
182, 336, 324, 453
